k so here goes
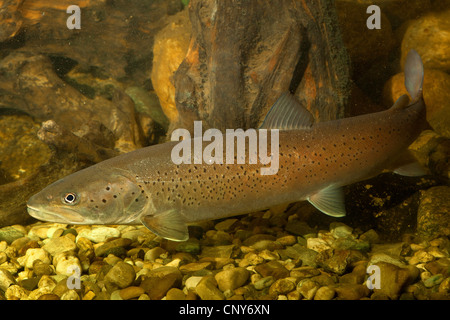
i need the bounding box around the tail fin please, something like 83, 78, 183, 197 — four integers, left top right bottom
404, 49, 424, 103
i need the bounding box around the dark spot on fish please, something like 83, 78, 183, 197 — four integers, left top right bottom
106, 187, 110, 191
113, 195, 117, 198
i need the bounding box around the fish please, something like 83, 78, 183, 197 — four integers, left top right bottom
27, 50, 427, 242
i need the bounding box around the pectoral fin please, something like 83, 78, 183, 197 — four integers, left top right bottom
141, 209, 189, 241
308, 186, 346, 217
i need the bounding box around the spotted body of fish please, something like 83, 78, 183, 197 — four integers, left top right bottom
27, 50, 427, 241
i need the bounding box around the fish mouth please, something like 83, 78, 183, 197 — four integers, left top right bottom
27, 205, 85, 224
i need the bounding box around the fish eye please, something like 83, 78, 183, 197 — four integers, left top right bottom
63, 192, 78, 205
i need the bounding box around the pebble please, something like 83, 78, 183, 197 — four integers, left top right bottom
297, 279, 320, 300
195, 276, 225, 300
17, 248, 51, 269
334, 283, 370, 300
214, 267, 249, 291
0, 268, 16, 291
166, 287, 186, 300
94, 238, 132, 257
0, 225, 27, 244
104, 261, 136, 289
268, 278, 296, 296
314, 286, 335, 300
141, 273, 180, 300
330, 222, 353, 238
253, 276, 275, 290
76, 227, 120, 243
42, 235, 77, 256
119, 286, 145, 300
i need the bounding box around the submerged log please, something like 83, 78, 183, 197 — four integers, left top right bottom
173, 0, 351, 132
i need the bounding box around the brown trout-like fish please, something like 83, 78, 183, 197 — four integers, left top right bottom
27, 50, 427, 241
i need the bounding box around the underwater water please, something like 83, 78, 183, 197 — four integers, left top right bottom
0, 0, 449, 302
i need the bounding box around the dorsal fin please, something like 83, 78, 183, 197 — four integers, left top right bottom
389, 94, 410, 111
404, 49, 424, 103
259, 93, 315, 130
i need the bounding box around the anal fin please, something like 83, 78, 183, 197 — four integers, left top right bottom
390, 151, 427, 177
307, 186, 346, 217
141, 209, 189, 242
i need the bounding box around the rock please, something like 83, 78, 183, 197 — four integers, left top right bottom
408, 250, 435, 265
144, 247, 167, 261
409, 130, 449, 177
268, 278, 296, 296
360, 229, 380, 244
423, 274, 444, 288
119, 286, 146, 300
383, 68, 450, 139
38, 294, 60, 300
104, 261, 136, 289
0, 268, 16, 292
76, 227, 121, 243
33, 260, 54, 277
290, 266, 321, 279
94, 238, 132, 257
18, 248, 51, 269
417, 186, 450, 239
297, 279, 320, 300
179, 262, 212, 274
425, 258, 450, 276
42, 236, 77, 256
254, 261, 290, 280
283, 245, 318, 267
372, 262, 419, 299
330, 222, 353, 238
53, 253, 82, 277
401, 10, 450, 73
334, 283, 370, 300
166, 287, 186, 300
5, 284, 30, 300
151, 8, 191, 123
174, 237, 201, 254
214, 267, 250, 291
285, 220, 316, 236
200, 245, 235, 259
0, 226, 27, 244
314, 286, 336, 300
140, 272, 180, 300
60, 290, 80, 300
438, 277, 450, 294
316, 250, 353, 275
276, 235, 297, 246
215, 219, 239, 232
253, 276, 275, 290
185, 276, 203, 291
195, 276, 225, 300
307, 237, 332, 253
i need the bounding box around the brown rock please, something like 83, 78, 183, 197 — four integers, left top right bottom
140, 273, 179, 300
401, 10, 450, 73
254, 261, 289, 280
214, 267, 250, 292
195, 276, 225, 300
314, 286, 335, 300
268, 278, 296, 296
372, 262, 419, 300
104, 261, 136, 289
334, 283, 370, 300
119, 286, 145, 300
151, 8, 191, 123
417, 186, 450, 239
166, 288, 186, 300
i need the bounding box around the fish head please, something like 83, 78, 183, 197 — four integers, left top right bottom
27, 166, 148, 225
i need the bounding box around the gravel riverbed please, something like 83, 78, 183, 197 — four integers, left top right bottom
0, 211, 449, 300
